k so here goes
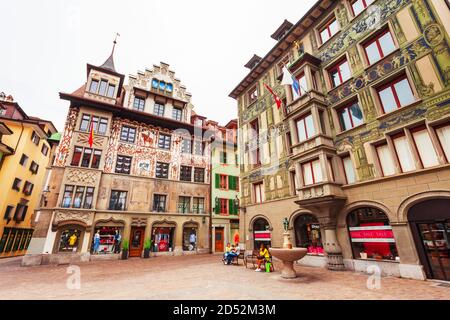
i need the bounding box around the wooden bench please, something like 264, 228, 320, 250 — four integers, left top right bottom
244, 250, 275, 271
222, 251, 244, 265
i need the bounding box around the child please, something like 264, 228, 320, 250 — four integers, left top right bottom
222, 243, 231, 262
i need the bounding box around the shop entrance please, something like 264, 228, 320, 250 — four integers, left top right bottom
215, 227, 224, 252
408, 199, 450, 281
129, 227, 145, 257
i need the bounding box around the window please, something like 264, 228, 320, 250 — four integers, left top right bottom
181, 138, 192, 154
12, 178, 21, 191
154, 103, 165, 116
80, 148, 92, 167
193, 197, 205, 214
377, 77, 415, 113
133, 97, 145, 111
328, 59, 351, 88
155, 162, 169, 179
31, 131, 40, 145
89, 80, 99, 93
3, 206, 14, 221
115, 155, 132, 174
41, 144, 49, 156
98, 118, 108, 135
194, 141, 204, 155
219, 174, 228, 189
219, 198, 228, 214
71, 147, 83, 166
152, 79, 173, 95
411, 127, 439, 168
235, 154, 239, 166
98, 80, 108, 96
73, 186, 85, 208
172, 107, 183, 121
296, 114, 316, 142
302, 159, 323, 185
23, 181, 34, 196
62, 185, 74, 208
91, 149, 102, 169
254, 182, 264, 204
364, 29, 396, 65
180, 166, 192, 182
294, 214, 324, 255
178, 196, 191, 213
291, 171, 299, 195
220, 151, 227, 164
194, 167, 205, 183
350, 0, 375, 16
80, 114, 91, 132
84, 187, 94, 209
376, 143, 396, 176
106, 84, 115, 98
79, 114, 108, 135
392, 133, 415, 172
436, 124, 450, 162
228, 176, 239, 191
297, 73, 308, 97
338, 101, 364, 131
153, 194, 167, 212
342, 156, 357, 184
347, 207, 399, 261
19, 154, 28, 166
120, 126, 136, 143
14, 203, 28, 222
158, 134, 171, 150
248, 86, 258, 104
319, 17, 339, 44
109, 191, 127, 211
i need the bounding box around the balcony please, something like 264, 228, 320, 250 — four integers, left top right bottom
296, 181, 346, 207
291, 134, 335, 159
286, 90, 326, 115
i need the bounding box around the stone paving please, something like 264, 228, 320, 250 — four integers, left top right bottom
0, 254, 449, 300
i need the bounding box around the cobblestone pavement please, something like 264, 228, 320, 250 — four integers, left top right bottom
0, 254, 449, 300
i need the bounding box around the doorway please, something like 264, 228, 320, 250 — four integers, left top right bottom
129, 227, 145, 257
215, 227, 224, 252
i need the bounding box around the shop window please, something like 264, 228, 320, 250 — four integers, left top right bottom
253, 218, 271, 249
133, 97, 145, 111
392, 133, 415, 172
181, 138, 192, 154
302, 159, 323, 186
31, 131, 40, 146
19, 154, 28, 166
328, 59, 351, 88
108, 190, 127, 211
158, 134, 171, 150
152, 194, 167, 212
319, 17, 339, 44
253, 182, 264, 204
294, 214, 324, 255
337, 101, 364, 131
375, 143, 396, 176
411, 127, 439, 168
296, 113, 316, 142
154, 103, 165, 117
152, 226, 175, 252
177, 196, 191, 213
341, 155, 357, 184
183, 226, 198, 251
347, 207, 399, 261
363, 29, 396, 65
193, 197, 205, 214
12, 178, 21, 191
377, 76, 416, 114
350, 0, 375, 17
155, 162, 169, 179
92, 226, 123, 254
435, 123, 450, 162
180, 166, 192, 182
172, 107, 183, 121
115, 155, 132, 174
120, 126, 136, 143
23, 181, 34, 196
58, 228, 82, 253
193, 167, 205, 183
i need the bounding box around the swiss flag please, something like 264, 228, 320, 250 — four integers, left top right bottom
88, 121, 94, 148
264, 83, 282, 109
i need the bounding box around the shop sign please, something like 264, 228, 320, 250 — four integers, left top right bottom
349, 226, 395, 243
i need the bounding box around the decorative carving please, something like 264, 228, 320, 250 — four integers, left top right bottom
53, 210, 93, 229
65, 168, 98, 184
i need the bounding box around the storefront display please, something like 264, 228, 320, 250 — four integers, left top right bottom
91, 226, 123, 254
253, 218, 271, 249
58, 229, 81, 252
183, 226, 197, 251
152, 226, 175, 252
294, 214, 324, 255
347, 207, 399, 261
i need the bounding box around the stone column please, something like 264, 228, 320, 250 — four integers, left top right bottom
318, 216, 345, 271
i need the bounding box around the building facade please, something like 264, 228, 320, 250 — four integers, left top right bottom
230, 0, 450, 281
209, 120, 241, 252
0, 93, 57, 258
23, 53, 216, 265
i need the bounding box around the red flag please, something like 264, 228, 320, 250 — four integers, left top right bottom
88, 121, 94, 148
264, 83, 282, 109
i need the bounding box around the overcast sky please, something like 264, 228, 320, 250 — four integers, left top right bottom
0, 0, 316, 131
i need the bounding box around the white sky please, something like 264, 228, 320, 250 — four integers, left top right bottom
0, 0, 317, 131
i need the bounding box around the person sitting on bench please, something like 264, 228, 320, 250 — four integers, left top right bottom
255, 243, 270, 272
226, 243, 240, 265
222, 243, 231, 262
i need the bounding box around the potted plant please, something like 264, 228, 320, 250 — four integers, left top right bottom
121, 240, 129, 260
143, 239, 152, 259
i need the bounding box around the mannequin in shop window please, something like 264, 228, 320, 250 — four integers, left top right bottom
93, 230, 100, 254
113, 230, 122, 253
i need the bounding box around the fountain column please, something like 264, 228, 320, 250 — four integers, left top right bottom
318, 217, 345, 271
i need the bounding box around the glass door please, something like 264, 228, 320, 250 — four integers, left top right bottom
418, 223, 450, 281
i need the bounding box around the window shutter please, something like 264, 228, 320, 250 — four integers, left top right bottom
228, 176, 234, 190
215, 198, 220, 214
229, 199, 234, 214
215, 174, 220, 188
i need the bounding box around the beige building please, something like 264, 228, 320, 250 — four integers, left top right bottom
230, 0, 450, 281
23, 52, 217, 265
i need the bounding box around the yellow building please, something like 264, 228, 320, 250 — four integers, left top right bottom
0, 93, 57, 258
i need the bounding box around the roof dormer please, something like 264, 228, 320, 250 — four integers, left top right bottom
244, 54, 262, 70
271, 19, 293, 41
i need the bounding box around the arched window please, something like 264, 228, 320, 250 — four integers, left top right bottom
253, 218, 271, 249
347, 207, 398, 261
58, 227, 83, 253
183, 223, 198, 251
294, 214, 324, 255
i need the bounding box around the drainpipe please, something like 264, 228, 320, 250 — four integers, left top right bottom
208, 138, 214, 254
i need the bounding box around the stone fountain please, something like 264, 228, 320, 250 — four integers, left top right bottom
269, 218, 307, 279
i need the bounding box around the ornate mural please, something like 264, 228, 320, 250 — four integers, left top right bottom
54, 107, 79, 167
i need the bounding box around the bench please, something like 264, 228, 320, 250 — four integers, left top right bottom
244, 250, 275, 271
222, 251, 244, 265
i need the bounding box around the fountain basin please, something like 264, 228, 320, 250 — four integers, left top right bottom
269, 247, 307, 279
